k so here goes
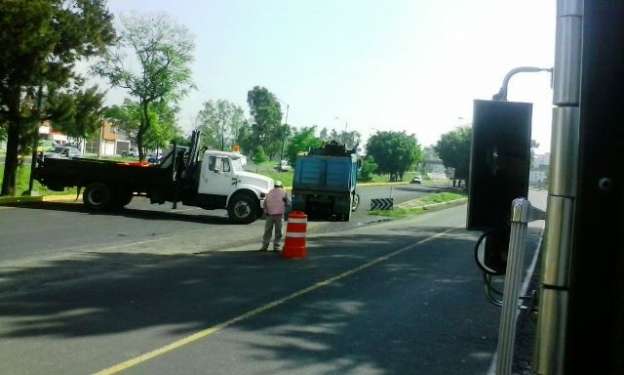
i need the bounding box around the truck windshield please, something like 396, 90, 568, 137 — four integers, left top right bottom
230, 157, 243, 172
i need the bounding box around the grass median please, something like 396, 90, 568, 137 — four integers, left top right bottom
369, 192, 466, 218
0, 164, 77, 197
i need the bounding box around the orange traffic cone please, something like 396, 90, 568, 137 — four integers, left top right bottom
282, 211, 308, 259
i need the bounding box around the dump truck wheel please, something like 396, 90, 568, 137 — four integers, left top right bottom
83, 182, 113, 210
228, 193, 259, 224
351, 193, 360, 212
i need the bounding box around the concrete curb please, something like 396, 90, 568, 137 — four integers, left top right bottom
397, 197, 467, 210
43, 194, 81, 203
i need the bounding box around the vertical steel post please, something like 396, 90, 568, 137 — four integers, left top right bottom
496, 198, 530, 375
534, 1, 583, 374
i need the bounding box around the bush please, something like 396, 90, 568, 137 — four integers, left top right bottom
358, 156, 378, 182
253, 146, 268, 164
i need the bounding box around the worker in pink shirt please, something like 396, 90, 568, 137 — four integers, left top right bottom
261, 180, 290, 251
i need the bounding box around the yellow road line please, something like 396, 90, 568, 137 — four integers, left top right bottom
93, 227, 456, 375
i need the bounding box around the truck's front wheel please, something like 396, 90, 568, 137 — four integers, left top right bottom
228, 193, 259, 224
84, 182, 113, 210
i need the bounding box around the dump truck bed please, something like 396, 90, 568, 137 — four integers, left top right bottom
293, 154, 357, 193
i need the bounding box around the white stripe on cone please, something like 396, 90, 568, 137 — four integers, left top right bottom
288, 218, 308, 224
286, 232, 306, 238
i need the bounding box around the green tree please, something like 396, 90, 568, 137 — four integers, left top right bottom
48, 86, 107, 144
236, 121, 256, 155
170, 133, 191, 147
319, 127, 329, 142
143, 102, 181, 152
0, 0, 115, 195
321, 128, 361, 150
105, 99, 142, 147
434, 126, 472, 187
95, 13, 195, 160
246, 86, 283, 158
286, 126, 323, 165
106, 99, 180, 154
253, 146, 268, 164
366, 131, 423, 181
197, 99, 245, 151
358, 156, 378, 182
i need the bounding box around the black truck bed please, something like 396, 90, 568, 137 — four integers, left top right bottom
35, 157, 172, 193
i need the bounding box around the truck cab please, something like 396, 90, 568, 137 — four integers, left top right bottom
191, 150, 273, 223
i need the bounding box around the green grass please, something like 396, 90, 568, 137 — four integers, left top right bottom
417, 192, 466, 205
247, 161, 294, 187
0, 164, 77, 197
369, 192, 466, 218
359, 171, 421, 184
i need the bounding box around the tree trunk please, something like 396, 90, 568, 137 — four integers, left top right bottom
1, 121, 20, 196
138, 101, 151, 161
137, 127, 145, 161
1, 90, 22, 196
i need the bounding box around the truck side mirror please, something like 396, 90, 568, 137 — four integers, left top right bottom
467, 99, 532, 273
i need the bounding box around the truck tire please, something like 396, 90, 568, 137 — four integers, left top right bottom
83, 182, 113, 210
351, 193, 360, 212
228, 193, 259, 224
342, 207, 352, 221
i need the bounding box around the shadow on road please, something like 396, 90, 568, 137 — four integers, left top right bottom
0, 225, 515, 374
3, 201, 231, 225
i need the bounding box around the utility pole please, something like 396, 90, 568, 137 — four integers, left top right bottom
280, 103, 289, 162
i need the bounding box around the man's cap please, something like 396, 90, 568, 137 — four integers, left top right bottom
274, 180, 283, 187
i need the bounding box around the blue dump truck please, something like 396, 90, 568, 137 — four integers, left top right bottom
291, 142, 360, 221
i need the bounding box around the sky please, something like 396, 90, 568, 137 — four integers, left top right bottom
102, 0, 556, 152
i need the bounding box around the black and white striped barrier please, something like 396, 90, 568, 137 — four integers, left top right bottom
370, 198, 394, 210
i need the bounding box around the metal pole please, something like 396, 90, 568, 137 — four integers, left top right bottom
496, 198, 530, 375
280, 104, 289, 162
535, 1, 583, 374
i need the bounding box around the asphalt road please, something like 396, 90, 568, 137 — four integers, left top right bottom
0, 184, 438, 265
0, 203, 540, 375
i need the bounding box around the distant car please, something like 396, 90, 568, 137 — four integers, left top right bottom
410, 176, 422, 184
276, 160, 292, 172
122, 150, 139, 158
45, 146, 81, 159
147, 154, 161, 164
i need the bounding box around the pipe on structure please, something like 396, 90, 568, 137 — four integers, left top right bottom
492, 67, 553, 102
